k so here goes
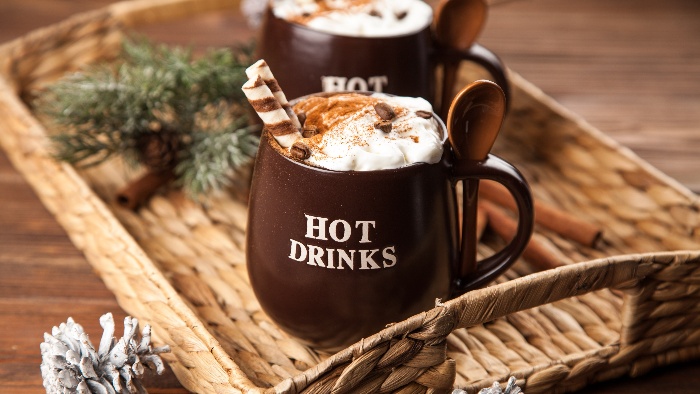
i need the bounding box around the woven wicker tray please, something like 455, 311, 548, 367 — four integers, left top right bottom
2, 1, 700, 393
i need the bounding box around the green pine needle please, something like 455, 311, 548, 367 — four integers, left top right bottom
176, 123, 260, 197
35, 38, 258, 196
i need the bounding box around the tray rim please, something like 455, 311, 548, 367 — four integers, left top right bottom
1, 1, 700, 393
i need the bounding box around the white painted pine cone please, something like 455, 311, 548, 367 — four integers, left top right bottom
453, 376, 523, 394
40, 313, 170, 394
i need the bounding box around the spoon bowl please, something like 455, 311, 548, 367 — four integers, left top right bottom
448, 79, 506, 161
434, 0, 488, 51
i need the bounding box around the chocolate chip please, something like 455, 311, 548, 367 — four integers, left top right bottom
374, 120, 392, 133
395, 11, 408, 20
369, 9, 382, 18
416, 110, 433, 119
374, 102, 396, 120
297, 111, 307, 127
302, 125, 319, 138
290, 141, 311, 160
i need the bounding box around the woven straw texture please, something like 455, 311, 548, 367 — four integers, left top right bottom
1, 1, 700, 393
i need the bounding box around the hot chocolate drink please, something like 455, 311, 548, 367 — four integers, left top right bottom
288, 93, 445, 171
270, 0, 433, 37
242, 60, 444, 171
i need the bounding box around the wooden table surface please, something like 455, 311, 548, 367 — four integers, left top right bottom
1, 0, 699, 393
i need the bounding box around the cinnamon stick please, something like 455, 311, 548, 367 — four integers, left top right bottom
115, 170, 173, 210
481, 200, 575, 271
479, 180, 603, 248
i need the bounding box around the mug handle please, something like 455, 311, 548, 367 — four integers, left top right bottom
438, 44, 510, 119
449, 154, 534, 297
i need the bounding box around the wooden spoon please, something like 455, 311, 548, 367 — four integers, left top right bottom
447, 80, 506, 278
434, 0, 488, 118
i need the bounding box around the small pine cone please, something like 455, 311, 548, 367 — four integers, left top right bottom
462, 376, 522, 394
136, 130, 181, 171
40, 313, 170, 394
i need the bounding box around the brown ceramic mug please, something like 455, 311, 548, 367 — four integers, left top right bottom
245, 91, 533, 350
256, 6, 508, 116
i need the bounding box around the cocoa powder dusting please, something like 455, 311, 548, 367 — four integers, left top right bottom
293, 93, 376, 135
288, 0, 375, 25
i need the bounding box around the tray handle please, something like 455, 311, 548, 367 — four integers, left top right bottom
276, 251, 700, 393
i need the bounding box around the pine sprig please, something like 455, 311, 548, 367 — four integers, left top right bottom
177, 123, 260, 197
35, 38, 258, 196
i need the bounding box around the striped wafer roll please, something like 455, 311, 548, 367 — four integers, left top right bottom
245, 59, 301, 129
243, 74, 302, 148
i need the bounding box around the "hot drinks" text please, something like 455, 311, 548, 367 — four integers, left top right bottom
288, 214, 397, 269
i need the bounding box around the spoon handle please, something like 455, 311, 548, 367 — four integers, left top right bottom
438, 45, 511, 119
461, 178, 479, 277
440, 60, 460, 119
450, 155, 534, 295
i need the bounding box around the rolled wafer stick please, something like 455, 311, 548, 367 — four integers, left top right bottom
245, 59, 301, 129
481, 200, 575, 271
479, 180, 603, 247
243, 74, 303, 148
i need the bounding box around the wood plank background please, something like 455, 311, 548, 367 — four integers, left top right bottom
1, 0, 699, 393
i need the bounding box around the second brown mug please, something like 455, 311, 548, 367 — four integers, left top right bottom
256, 5, 508, 116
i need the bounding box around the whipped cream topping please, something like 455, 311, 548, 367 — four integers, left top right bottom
271, 0, 433, 37
291, 93, 445, 171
